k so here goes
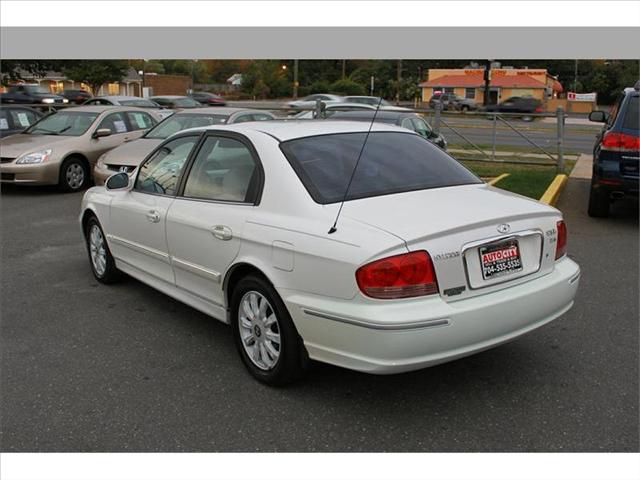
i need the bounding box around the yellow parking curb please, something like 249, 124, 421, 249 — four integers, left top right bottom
488, 173, 510, 186
539, 174, 568, 205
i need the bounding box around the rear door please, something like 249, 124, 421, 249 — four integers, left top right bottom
108, 134, 200, 282
166, 133, 262, 307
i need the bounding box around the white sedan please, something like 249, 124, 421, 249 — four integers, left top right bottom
80, 121, 580, 385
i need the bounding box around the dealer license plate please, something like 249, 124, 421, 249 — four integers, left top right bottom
479, 238, 523, 280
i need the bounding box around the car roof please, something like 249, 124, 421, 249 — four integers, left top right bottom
172, 107, 272, 116
151, 95, 190, 99
56, 105, 150, 113
183, 119, 412, 141
328, 110, 415, 121
94, 96, 143, 101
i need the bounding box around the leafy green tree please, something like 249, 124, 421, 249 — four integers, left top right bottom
0, 60, 64, 85
61, 60, 128, 95
330, 79, 365, 96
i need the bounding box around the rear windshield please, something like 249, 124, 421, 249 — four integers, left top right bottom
622, 96, 639, 131
120, 99, 158, 108
144, 113, 229, 139
280, 131, 481, 204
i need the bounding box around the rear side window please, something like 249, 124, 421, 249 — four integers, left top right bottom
126, 111, 156, 130
280, 132, 480, 204
622, 96, 639, 131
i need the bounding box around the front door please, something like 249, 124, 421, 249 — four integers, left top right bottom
108, 134, 200, 282
166, 134, 261, 307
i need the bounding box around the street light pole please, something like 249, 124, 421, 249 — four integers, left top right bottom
293, 59, 299, 99
573, 59, 578, 93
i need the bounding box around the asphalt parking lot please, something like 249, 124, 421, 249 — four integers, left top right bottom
0, 180, 637, 452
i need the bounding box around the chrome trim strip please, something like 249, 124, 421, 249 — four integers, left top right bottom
114, 257, 226, 309
302, 308, 450, 331
107, 234, 170, 262
171, 257, 221, 283
569, 272, 580, 284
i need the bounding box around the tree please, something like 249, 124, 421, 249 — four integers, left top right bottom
61, 60, 128, 95
0, 60, 64, 85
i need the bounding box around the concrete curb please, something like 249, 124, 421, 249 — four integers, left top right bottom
539, 174, 569, 206
488, 173, 510, 186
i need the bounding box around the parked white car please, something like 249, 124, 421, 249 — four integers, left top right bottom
80, 120, 580, 385
287, 94, 344, 111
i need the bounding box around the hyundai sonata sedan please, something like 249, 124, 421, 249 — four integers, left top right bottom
80, 121, 580, 385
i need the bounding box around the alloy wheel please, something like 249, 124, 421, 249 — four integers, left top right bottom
89, 224, 107, 277
66, 163, 85, 190
238, 291, 281, 370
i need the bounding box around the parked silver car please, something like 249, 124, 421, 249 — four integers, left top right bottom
93, 107, 276, 185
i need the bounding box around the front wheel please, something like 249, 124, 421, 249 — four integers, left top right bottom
230, 275, 307, 385
521, 114, 534, 122
59, 157, 89, 192
84, 216, 121, 283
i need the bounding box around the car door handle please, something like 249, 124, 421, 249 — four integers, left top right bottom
146, 210, 161, 223
212, 225, 233, 241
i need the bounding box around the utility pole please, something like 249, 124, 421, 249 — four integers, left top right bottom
293, 59, 299, 99
396, 59, 403, 105
341, 60, 346, 80
573, 59, 578, 93
483, 59, 492, 106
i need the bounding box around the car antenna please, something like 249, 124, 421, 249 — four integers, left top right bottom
328, 97, 384, 234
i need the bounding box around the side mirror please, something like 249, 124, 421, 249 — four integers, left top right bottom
588, 111, 607, 123
105, 172, 130, 190
93, 128, 112, 138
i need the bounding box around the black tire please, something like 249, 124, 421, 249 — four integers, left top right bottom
588, 184, 610, 218
521, 115, 534, 122
230, 274, 308, 385
84, 215, 122, 283
461, 105, 470, 113
59, 156, 89, 192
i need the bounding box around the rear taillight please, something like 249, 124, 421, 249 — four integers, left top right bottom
555, 220, 567, 260
356, 251, 438, 299
602, 132, 640, 151
534, 106, 543, 113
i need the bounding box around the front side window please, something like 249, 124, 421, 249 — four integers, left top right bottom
25, 111, 99, 136
280, 132, 480, 204
144, 113, 229, 140
135, 135, 199, 195
97, 112, 129, 134
183, 136, 258, 202
465, 88, 475, 99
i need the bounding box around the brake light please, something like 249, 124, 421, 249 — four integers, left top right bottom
356, 251, 438, 299
555, 220, 567, 260
602, 132, 640, 151
534, 106, 543, 113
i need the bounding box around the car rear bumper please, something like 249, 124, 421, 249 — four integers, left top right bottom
282, 256, 580, 374
0, 161, 59, 185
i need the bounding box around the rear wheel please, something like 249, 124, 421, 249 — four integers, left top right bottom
59, 156, 89, 192
230, 275, 307, 385
588, 184, 610, 217
461, 105, 470, 113
521, 114, 534, 122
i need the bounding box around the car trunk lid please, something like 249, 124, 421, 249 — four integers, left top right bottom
341, 184, 562, 301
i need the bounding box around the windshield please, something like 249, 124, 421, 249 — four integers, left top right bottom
280, 132, 480, 204
25, 111, 99, 136
144, 113, 229, 139
24, 85, 51, 95
120, 99, 158, 107
173, 97, 201, 107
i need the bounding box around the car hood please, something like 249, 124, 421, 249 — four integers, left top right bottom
0, 134, 77, 158
341, 183, 555, 242
99, 137, 162, 166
